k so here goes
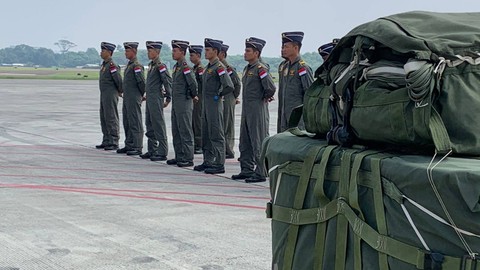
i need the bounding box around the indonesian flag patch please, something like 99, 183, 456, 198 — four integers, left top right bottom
259, 69, 268, 79
198, 69, 204, 76
217, 68, 226, 76
110, 66, 117, 73
183, 67, 191, 75
298, 67, 307, 76
134, 66, 142, 73
227, 67, 233, 75
159, 65, 167, 73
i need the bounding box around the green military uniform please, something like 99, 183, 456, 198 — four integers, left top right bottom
277, 31, 314, 133
192, 63, 204, 153
144, 41, 172, 159
189, 44, 205, 154
240, 60, 276, 179
120, 42, 145, 154
221, 51, 241, 159
98, 42, 122, 149
195, 39, 234, 174
277, 57, 313, 132
170, 40, 198, 165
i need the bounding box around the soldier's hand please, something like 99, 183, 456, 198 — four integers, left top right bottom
164, 100, 171, 108
265, 96, 275, 103
235, 98, 241, 105
142, 96, 146, 102
193, 96, 199, 103
118, 92, 123, 98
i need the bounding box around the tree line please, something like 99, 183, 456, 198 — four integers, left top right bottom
0, 44, 324, 74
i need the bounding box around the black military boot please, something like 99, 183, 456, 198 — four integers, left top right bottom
140, 152, 152, 159
150, 155, 167, 161
116, 147, 130, 154
166, 159, 177, 165
104, 145, 119, 151
205, 165, 225, 174
177, 161, 194, 167
231, 172, 254, 180
193, 163, 209, 171
126, 150, 142, 156
95, 144, 107, 149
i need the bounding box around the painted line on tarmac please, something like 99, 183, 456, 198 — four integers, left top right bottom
0, 174, 268, 189
0, 183, 266, 210
0, 183, 270, 200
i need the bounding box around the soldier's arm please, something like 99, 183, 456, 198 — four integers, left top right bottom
184, 66, 198, 98
113, 65, 123, 94
259, 67, 276, 99
219, 67, 234, 96
230, 68, 241, 98
299, 65, 314, 94
134, 65, 146, 96
159, 64, 172, 102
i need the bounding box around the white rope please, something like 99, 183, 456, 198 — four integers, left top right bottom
403, 195, 480, 238
401, 203, 431, 251
427, 150, 477, 258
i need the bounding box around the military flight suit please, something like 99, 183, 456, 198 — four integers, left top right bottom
171, 59, 198, 163
145, 57, 172, 157
201, 59, 234, 167
192, 63, 205, 153
277, 56, 314, 133
239, 60, 276, 178
99, 58, 122, 147
221, 59, 241, 158
122, 58, 145, 152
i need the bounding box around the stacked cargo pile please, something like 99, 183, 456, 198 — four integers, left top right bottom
263, 11, 480, 270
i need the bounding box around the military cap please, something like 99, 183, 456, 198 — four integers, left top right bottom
189, 45, 204, 55
221, 44, 229, 53
318, 38, 339, 57
123, 42, 139, 50
101, 42, 116, 52
171, 40, 190, 50
282, 31, 304, 45
245, 37, 266, 52
146, 41, 163, 50
204, 38, 223, 51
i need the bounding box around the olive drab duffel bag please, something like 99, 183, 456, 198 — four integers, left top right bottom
302, 11, 480, 155
262, 132, 480, 270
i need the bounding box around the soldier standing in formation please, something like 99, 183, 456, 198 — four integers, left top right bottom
194, 38, 234, 174
116, 42, 145, 156
167, 40, 198, 167
277, 32, 314, 133
219, 44, 241, 159
188, 45, 205, 155
141, 41, 172, 161
97, 42, 122, 151
232, 37, 276, 183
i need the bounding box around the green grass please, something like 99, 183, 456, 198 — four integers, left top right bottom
0, 67, 99, 80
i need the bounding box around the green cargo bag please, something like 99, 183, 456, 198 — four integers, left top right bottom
303, 11, 480, 155
263, 132, 480, 270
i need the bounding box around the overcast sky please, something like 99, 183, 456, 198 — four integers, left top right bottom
2, 0, 479, 57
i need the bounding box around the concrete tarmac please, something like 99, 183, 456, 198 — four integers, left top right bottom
0, 79, 278, 270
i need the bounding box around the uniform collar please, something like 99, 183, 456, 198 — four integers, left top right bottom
289, 56, 301, 66
208, 58, 220, 67
248, 59, 260, 68
128, 57, 137, 64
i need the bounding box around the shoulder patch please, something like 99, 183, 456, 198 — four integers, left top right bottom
259, 69, 268, 79
217, 67, 226, 76
299, 60, 306, 66
227, 67, 233, 75
298, 66, 307, 76
183, 66, 191, 75
158, 64, 167, 73
197, 67, 204, 76
134, 66, 142, 73
109, 62, 117, 73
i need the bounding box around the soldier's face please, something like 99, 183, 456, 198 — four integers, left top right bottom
282, 42, 296, 59
244, 48, 258, 62
100, 49, 111, 60
204, 47, 216, 60
190, 53, 200, 64
124, 49, 136, 60
172, 48, 184, 61
147, 49, 159, 60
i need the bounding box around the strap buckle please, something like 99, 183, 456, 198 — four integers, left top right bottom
424, 252, 444, 270
266, 201, 272, 219
462, 254, 479, 270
